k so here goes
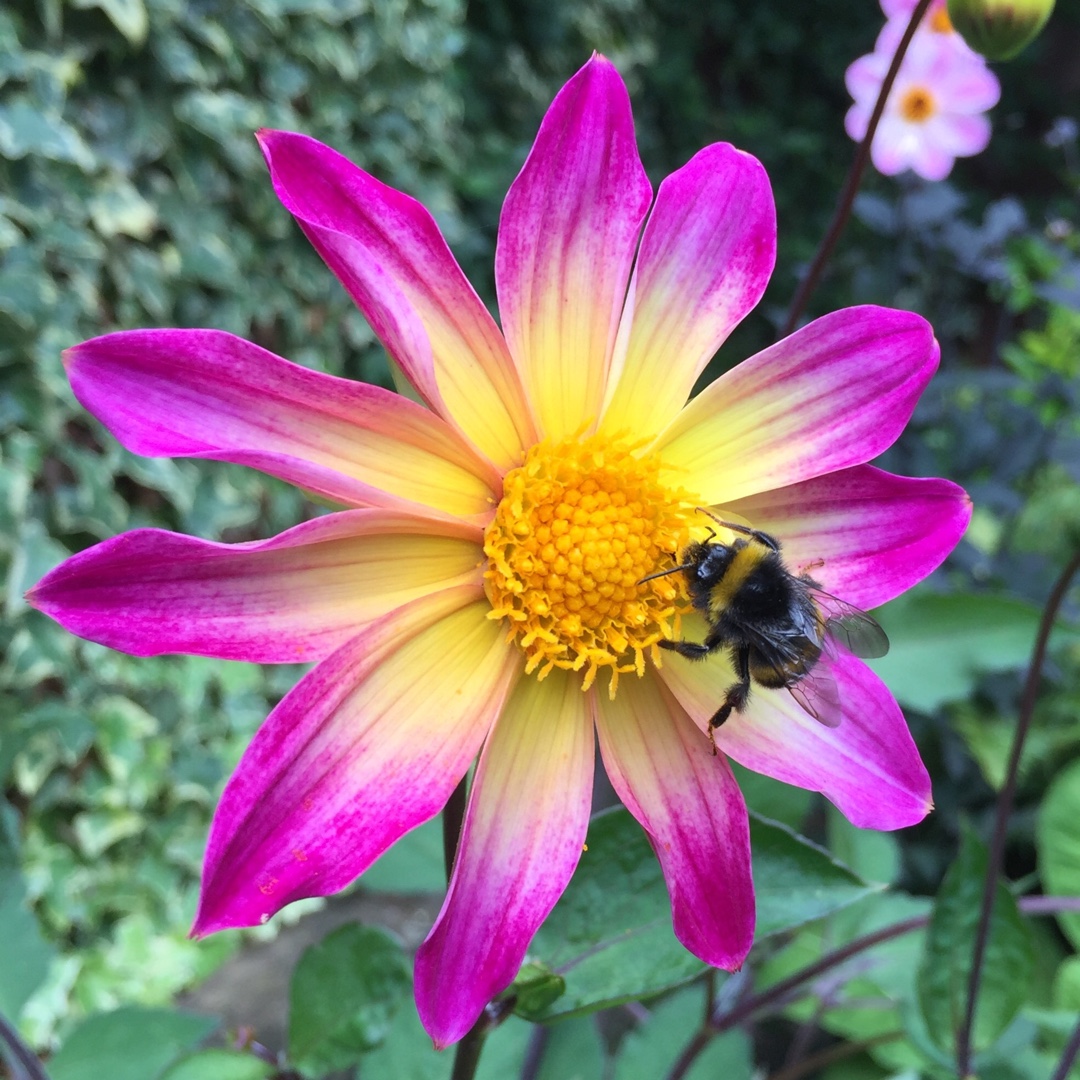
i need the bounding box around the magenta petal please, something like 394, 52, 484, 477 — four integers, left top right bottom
594, 674, 754, 970
720, 465, 971, 611
193, 589, 518, 934
28, 510, 483, 663
602, 142, 777, 439
414, 671, 593, 1047
495, 54, 652, 441
65, 330, 501, 520
658, 651, 932, 830
258, 130, 535, 471
655, 306, 940, 505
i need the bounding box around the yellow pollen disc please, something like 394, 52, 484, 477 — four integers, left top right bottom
899, 86, 936, 123
483, 434, 697, 696
929, 7, 953, 33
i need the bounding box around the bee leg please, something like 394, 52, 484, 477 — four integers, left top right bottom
657, 639, 712, 660
707, 645, 752, 755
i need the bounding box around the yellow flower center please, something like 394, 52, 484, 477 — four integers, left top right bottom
483, 434, 696, 695
899, 86, 937, 123
930, 7, 954, 33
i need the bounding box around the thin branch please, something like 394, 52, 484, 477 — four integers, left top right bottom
779, 0, 933, 338
766, 1031, 903, 1080
664, 896, 1080, 1080
1050, 1013, 1080, 1080
0, 1011, 50, 1080
956, 551, 1080, 1076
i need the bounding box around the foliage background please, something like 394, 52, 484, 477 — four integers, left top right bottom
2, 0, 1080, 1076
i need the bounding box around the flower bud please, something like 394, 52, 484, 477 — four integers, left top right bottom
946, 0, 1055, 60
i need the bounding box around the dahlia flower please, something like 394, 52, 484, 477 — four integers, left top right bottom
31, 56, 970, 1046
846, 10, 1001, 181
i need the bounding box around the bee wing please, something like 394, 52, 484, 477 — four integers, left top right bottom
809, 587, 889, 659
787, 665, 842, 728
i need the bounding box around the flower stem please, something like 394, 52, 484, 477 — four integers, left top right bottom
955, 551, 1080, 1076
442, 772, 491, 1080
443, 772, 469, 880
779, 0, 933, 338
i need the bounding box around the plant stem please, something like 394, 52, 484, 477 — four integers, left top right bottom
955, 551, 1080, 1077
766, 1031, 903, 1080
664, 896, 1080, 1080
1050, 1014, 1080, 1080
443, 771, 490, 1080
443, 772, 469, 879
779, 0, 933, 338
0, 1011, 49, 1080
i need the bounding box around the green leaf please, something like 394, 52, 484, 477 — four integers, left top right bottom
521, 807, 875, 1021
873, 593, 1073, 712
1037, 759, 1080, 950
507, 961, 566, 1016
729, 760, 812, 830
751, 815, 880, 937
532, 1016, 606, 1080
359, 1004, 533, 1080
613, 982, 752, 1080
521, 807, 707, 1021
827, 805, 901, 886
287, 923, 411, 1076
916, 827, 1034, 1056
361, 817, 445, 893
158, 1049, 274, 1080
48, 1008, 217, 1080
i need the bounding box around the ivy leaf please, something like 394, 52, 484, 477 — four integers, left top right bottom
916, 826, 1034, 1056
287, 923, 411, 1077
0, 806, 55, 1019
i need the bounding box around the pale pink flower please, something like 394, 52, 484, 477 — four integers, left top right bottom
32, 57, 970, 1046
846, 27, 1001, 180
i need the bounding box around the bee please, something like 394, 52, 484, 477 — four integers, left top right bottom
641, 509, 889, 750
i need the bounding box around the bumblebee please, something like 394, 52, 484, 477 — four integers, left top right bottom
642, 510, 889, 747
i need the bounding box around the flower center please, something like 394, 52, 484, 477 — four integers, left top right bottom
483, 434, 695, 694
899, 86, 937, 123
929, 6, 954, 33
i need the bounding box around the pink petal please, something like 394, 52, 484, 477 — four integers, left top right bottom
193, 588, 519, 934
28, 510, 483, 663
495, 55, 652, 441
908, 134, 957, 181
414, 670, 593, 1047
933, 113, 992, 156
257, 130, 535, 471
600, 143, 776, 440
870, 115, 921, 176
654, 307, 939, 505
719, 465, 971, 611
657, 650, 932, 831
65, 330, 501, 522
593, 673, 754, 970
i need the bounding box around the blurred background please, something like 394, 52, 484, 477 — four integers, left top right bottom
1, 0, 1079, 1073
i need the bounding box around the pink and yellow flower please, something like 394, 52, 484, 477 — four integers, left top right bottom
847, 0, 1001, 180
31, 56, 970, 1046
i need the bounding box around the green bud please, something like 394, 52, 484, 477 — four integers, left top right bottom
947, 0, 1056, 60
